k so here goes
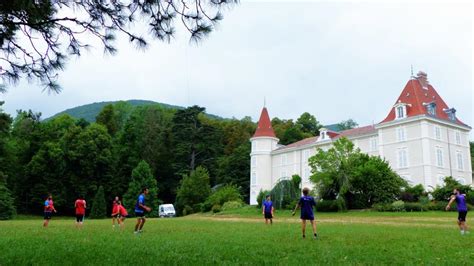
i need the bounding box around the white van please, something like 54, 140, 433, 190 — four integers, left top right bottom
158, 204, 176, 218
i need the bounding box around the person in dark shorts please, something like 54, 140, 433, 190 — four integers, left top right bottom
292, 187, 318, 239
74, 196, 87, 229
134, 188, 151, 234
446, 188, 469, 235
43, 194, 57, 227
262, 195, 274, 225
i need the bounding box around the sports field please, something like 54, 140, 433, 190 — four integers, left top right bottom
0, 208, 472, 265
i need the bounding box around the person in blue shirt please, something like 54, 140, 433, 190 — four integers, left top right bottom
134, 188, 151, 234
292, 187, 318, 239
262, 195, 274, 225
446, 188, 469, 235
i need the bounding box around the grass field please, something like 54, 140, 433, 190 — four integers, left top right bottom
1, 208, 473, 265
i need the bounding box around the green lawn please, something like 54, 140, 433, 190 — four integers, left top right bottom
1, 209, 472, 265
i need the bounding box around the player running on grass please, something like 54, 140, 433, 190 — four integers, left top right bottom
292, 187, 318, 239
134, 188, 151, 234
262, 195, 274, 225
446, 188, 469, 235
112, 196, 128, 229
74, 196, 87, 229
43, 194, 57, 227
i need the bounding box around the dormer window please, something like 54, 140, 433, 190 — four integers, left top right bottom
444, 108, 456, 122
318, 128, 328, 141
394, 102, 408, 119
424, 102, 436, 117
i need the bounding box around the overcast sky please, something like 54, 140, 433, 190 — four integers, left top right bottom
1, 0, 473, 139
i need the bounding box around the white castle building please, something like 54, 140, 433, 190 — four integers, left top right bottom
249, 72, 472, 205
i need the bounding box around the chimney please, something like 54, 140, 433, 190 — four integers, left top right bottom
416, 71, 429, 89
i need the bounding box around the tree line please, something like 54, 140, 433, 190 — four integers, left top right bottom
0, 101, 332, 219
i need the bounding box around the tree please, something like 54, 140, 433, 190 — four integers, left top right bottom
350, 155, 407, 207
296, 112, 321, 135
175, 166, 211, 215
90, 186, 106, 219
0, 172, 16, 220
96, 104, 120, 136
309, 137, 360, 201
337, 119, 359, 131
123, 160, 159, 217
0, 1, 237, 92
431, 176, 472, 202
272, 118, 310, 145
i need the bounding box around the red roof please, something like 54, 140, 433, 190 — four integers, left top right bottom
380, 77, 466, 126
339, 125, 376, 137
275, 136, 318, 150
253, 107, 276, 138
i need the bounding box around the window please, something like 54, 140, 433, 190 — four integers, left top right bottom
281, 154, 287, 165
457, 177, 465, 185
396, 106, 405, 119
456, 152, 463, 171
251, 157, 257, 167
370, 137, 378, 151
281, 171, 287, 179
397, 148, 408, 168
251, 172, 256, 185
397, 127, 406, 142
436, 148, 443, 167
400, 175, 411, 183
455, 132, 461, 145
252, 141, 256, 150
425, 102, 436, 116
444, 108, 457, 121
434, 126, 441, 140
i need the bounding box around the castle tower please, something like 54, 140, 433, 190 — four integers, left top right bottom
249, 107, 279, 205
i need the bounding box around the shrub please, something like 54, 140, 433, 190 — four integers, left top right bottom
404, 202, 424, 212
373, 203, 392, 212
175, 166, 211, 216
222, 201, 243, 211
212, 204, 221, 213
466, 191, 474, 205
203, 185, 242, 212
402, 184, 425, 202
431, 176, 472, 201
256, 189, 270, 209
182, 205, 193, 216
391, 200, 405, 212
316, 200, 338, 212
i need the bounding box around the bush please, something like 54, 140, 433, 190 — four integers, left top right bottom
182, 205, 193, 216
466, 191, 474, 205
203, 185, 242, 212
256, 189, 270, 209
211, 204, 221, 213
175, 166, 211, 216
316, 200, 338, 212
404, 202, 424, 212
391, 200, 405, 212
222, 201, 243, 211
431, 176, 472, 201
402, 184, 425, 202
373, 203, 392, 212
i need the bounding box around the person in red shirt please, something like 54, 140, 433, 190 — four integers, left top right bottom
74, 196, 87, 229
111, 196, 122, 229
43, 194, 56, 227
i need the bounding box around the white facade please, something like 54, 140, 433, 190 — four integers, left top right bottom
249, 74, 472, 205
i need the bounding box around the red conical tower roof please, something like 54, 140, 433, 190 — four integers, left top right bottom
253, 107, 276, 138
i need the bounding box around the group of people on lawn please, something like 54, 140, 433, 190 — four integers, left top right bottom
43, 187, 151, 234
43, 187, 469, 237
